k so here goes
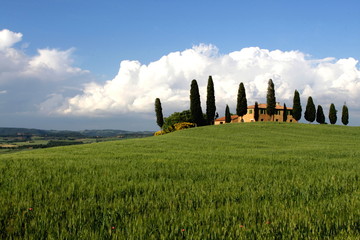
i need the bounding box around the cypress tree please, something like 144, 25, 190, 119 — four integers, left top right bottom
206, 76, 216, 125
190, 79, 205, 126
316, 105, 325, 124
236, 82, 247, 120
266, 79, 276, 120
329, 103, 337, 124
292, 90, 302, 121
304, 96, 316, 123
341, 104, 349, 125
283, 103, 287, 122
154, 98, 164, 129
225, 105, 231, 123
254, 101, 259, 122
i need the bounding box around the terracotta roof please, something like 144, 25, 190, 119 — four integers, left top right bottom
247, 103, 293, 110
215, 115, 239, 121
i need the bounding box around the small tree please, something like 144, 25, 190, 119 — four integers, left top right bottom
206, 76, 216, 125
292, 90, 302, 121
316, 105, 325, 124
254, 101, 259, 122
266, 79, 276, 120
163, 110, 193, 130
155, 98, 164, 129
225, 105, 231, 123
283, 103, 287, 122
329, 103, 337, 124
190, 79, 205, 126
341, 104, 349, 125
304, 96, 316, 123
236, 82, 247, 120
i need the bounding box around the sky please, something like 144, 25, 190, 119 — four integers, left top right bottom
0, 0, 360, 131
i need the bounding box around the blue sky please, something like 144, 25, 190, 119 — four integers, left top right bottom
1, 0, 359, 130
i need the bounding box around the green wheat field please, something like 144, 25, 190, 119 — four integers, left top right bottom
0, 122, 359, 239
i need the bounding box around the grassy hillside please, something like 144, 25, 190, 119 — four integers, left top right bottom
0, 123, 359, 239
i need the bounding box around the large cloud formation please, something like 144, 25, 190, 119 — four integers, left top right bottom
1, 29, 360, 126
0, 29, 89, 114
58, 44, 360, 119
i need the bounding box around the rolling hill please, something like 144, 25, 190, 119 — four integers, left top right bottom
0, 122, 359, 239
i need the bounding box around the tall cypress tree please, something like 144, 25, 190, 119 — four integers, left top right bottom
236, 82, 247, 120
190, 79, 205, 126
341, 104, 349, 125
266, 79, 276, 120
304, 96, 316, 123
283, 103, 288, 122
292, 90, 302, 121
225, 105, 231, 123
316, 105, 325, 124
206, 76, 216, 125
329, 103, 337, 125
254, 101, 259, 122
154, 98, 164, 129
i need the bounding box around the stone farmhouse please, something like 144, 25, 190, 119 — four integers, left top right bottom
215, 103, 298, 125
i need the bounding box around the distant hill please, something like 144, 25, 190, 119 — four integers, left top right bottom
0, 127, 153, 138
79, 129, 153, 137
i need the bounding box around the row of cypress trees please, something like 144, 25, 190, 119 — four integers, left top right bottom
155, 76, 217, 128
155, 77, 349, 128
190, 77, 217, 126
303, 96, 349, 125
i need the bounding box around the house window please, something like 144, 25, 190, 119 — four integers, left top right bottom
220, 122, 223, 124
248, 109, 253, 114
261, 119, 264, 121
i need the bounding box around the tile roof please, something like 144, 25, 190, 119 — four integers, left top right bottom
215, 115, 239, 121
247, 103, 293, 110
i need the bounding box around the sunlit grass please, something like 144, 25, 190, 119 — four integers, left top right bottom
0, 122, 359, 239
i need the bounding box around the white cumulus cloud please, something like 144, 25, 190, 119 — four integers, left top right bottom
58, 44, 360, 119
28, 48, 86, 76
0, 29, 22, 50
0, 29, 90, 115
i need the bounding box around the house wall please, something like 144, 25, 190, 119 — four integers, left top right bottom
237, 109, 297, 123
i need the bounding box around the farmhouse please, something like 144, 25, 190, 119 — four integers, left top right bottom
215, 103, 298, 124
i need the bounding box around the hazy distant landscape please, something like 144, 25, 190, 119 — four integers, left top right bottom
0, 127, 152, 153
1, 122, 359, 239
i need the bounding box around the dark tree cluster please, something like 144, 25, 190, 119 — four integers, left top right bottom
155, 98, 164, 129
190, 79, 205, 126
236, 82, 247, 121
316, 105, 325, 124
266, 79, 276, 120
225, 105, 231, 123
304, 96, 316, 123
206, 76, 216, 125
292, 90, 302, 121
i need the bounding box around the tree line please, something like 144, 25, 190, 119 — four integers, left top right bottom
155, 77, 349, 129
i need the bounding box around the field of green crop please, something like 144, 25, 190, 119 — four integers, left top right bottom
0, 122, 359, 239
